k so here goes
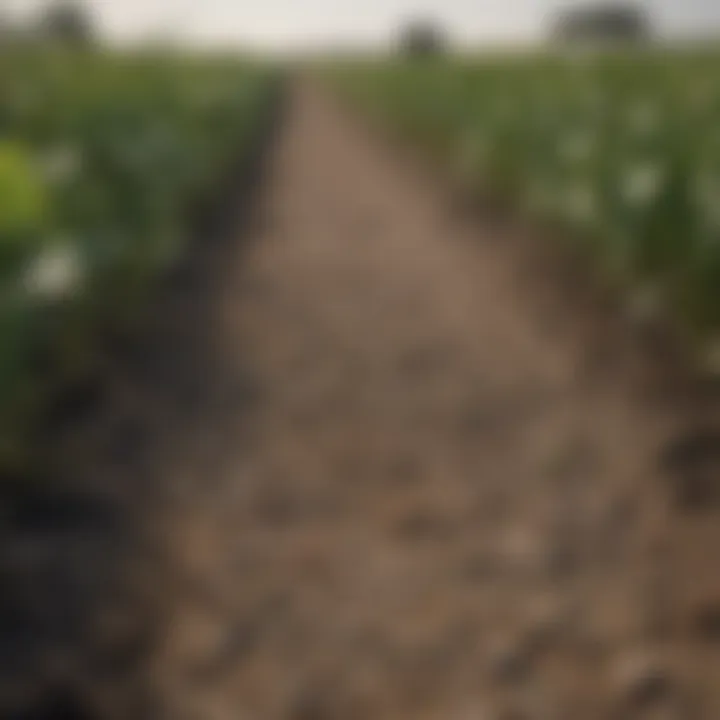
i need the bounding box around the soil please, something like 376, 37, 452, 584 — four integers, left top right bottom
4, 80, 720, 719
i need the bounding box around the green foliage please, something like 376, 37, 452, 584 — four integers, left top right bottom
0, 48, 277, 469
0, 140, 49, 276
329, 50, 720, 341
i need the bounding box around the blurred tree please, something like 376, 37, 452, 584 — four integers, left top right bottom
38, 0, 95, 46
399, 20, 447, 58
552, 2, 651, 44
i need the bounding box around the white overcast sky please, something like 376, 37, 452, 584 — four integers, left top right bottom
6, 0, 720, 50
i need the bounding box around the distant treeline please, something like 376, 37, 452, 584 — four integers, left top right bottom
395, 3, 651, 58
0, 1, 95, 47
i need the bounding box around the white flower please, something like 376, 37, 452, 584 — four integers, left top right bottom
23, 243, 84, 302
620, 162, 665, 208
40, 145, 83, 185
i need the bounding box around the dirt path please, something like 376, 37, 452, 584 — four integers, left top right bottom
139, 83, 720, 719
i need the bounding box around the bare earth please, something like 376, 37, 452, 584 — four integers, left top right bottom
115, 83, 720, 719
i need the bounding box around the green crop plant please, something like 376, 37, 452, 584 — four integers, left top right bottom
328, 49, 720, 361
0, 47, 278, 472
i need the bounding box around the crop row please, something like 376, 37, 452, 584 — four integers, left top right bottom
0, 49, 278, 469
331, 51, 720, 356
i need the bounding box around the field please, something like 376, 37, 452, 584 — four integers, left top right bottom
6, 46, 720, 719
330, 50, 720, 349
0, 48, 277, 469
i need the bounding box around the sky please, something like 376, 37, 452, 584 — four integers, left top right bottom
6, 0, 720, 50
